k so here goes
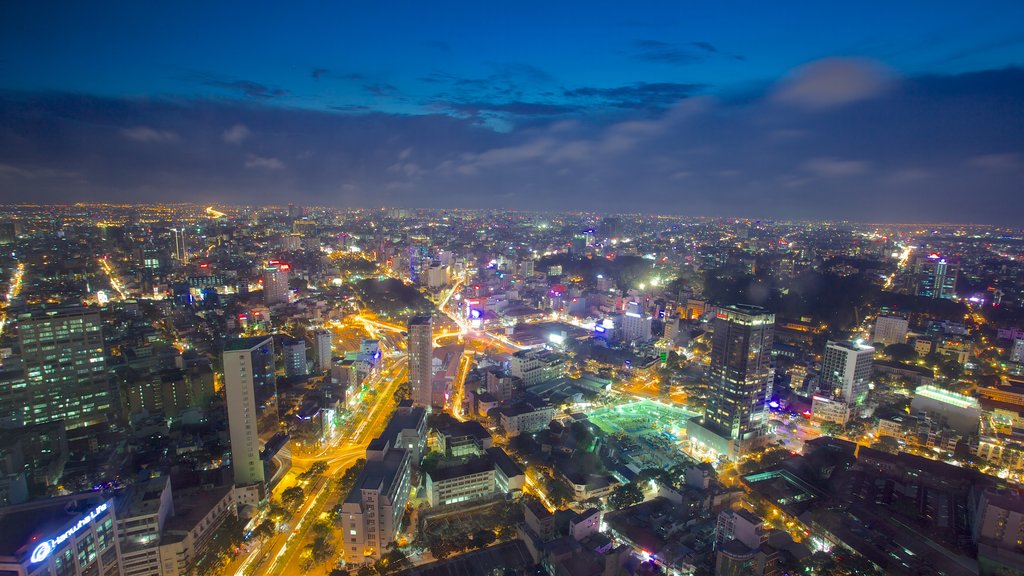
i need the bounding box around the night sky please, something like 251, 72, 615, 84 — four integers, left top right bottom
2, 2, 1024, 223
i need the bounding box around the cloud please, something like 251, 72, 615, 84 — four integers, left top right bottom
366, 83, 398, 97
311, 68, 330, 80
802, 157, 870, 177
120, 126, 178, 142
968, 153, 1019, 169
444, 101, 580, 117
193, 74, 288, 99
564, 82, 706, 108
630, 40, 702, 65
245, 155, 285, 170
691, 41, 745, 61
773, 58, 895, 109
222, 124, 250, 144
2, 64, 1023, 223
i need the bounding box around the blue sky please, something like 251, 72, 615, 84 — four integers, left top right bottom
2, 2, 1024, 222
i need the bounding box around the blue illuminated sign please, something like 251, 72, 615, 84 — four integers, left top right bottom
30, 502, 109, 563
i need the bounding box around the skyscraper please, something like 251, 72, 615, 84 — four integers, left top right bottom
263, 262, 290, 305
407, 316, 433, 407
223, 336, 278, 489
819, 340, 874, 405
16, 306, 110, 429
872, 315, 908, 346
313, 329, 333, 372
689, 304, 774, 459
621, 301, 653, 343
282, 338, 307, 378
915, 254, 958, 300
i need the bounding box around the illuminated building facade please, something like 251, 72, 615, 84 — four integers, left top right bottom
690, 304, 774, 459
262, 261, 290, 305
819, 340, 874, 405
15, 306, 110, 430
915, 254, 958, 300
0, 494, 121, 576
408, 315, 433, 407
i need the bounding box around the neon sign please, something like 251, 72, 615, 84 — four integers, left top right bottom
30, 502, 109, 563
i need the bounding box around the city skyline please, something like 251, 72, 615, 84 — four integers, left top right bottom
1, 3, 1024, 223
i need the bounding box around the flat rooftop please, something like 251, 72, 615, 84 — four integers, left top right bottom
224, 335, 273, 351
0, 493, 110, 558
345, 449, 408, 504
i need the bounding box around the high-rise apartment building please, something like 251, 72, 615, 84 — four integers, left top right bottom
407, 316, 433, 407
282, 338, 307, 378
1011, 338, 1024, 365
223, 336, 278, 489
313, 329, 332, 373
688, 304, 774, 459
262, 262, 290, 305
15, 306, 110, 429
340, 402, 425, 562
872, 315, 908, 346
819, 340, 874, 404
621, 301, 652, 343
915, 254, 958, 300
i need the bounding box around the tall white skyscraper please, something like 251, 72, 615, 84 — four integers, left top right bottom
820, 340, 874, 404
313, 329, 333, 372
263, 262, 290, 305
407, 316, 433, 407
223, 336, 277, 489
872, 315, 909, 346
621, 301, 652, 343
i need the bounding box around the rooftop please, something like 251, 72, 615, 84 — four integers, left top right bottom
0, 492, 111, 558
224, 335, 273, 351
344, 448, 408, 504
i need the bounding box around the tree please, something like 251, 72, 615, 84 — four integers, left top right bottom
473, 529, 497, 549
281, 486, 305, 510
885, 343, 918, 363
375, 546, 412, 574
939, 360, 962, 380
637, 467, 674, 488
393, 381, 411, 402
608, 482, 644, 510
819, 422, 844, 437
429, 538, 457, 560
420, 451, 443, 475
309, 536, 335, 565
254, 519, 276, 541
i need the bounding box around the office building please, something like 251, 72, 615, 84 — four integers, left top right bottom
499, 398, 555, 437
688, 305, 774, 460
282, 338, 307, 378
872, 315, 909, 346
339, 403, 425, 562
16, 306, 110, 430
262, 262, 290, 305
621, 301, 653, 343
715, 509, 777, 576
408, 316, 433, 407
973, 491, 1024, 574
509, 349, 566, 387
911, 385, 981, 436
819, 340, 874, 405
916, 254, 958, 300
313, 329, 332, 373
425, 456, 496, 507
223, 336, 278, 489
0, 493, 121, 576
